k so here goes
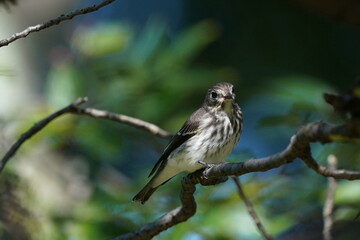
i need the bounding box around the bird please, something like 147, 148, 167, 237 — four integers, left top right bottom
133, 82, 243, 204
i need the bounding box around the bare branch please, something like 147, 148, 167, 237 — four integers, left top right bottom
112, 173, 198, 240
0, 0, 118, 48
232, 176, 272, 240
203, 121, 360, 180
70, 107, 171, 138
323, 154, 337, 240
0, 97, 88, 175
0, 98, 172, 176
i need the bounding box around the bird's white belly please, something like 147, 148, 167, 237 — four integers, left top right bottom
167, 116, 239, 173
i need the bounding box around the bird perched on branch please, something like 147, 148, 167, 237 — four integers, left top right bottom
133, 82, 243, 204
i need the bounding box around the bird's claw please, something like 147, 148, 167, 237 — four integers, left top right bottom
198, 161, 217, 179
198, 160, 216, 168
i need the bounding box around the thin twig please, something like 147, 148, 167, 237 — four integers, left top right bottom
0, 97, 88, 174
70, 107, 171, 138
0, 0, 118, 48
323, 154, 337, 240
231, 176, 272, 240
354, 211, 360, 220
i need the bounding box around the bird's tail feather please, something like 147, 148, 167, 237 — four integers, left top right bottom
133, 181, 159, 204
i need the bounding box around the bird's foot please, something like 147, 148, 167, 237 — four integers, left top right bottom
198, 161, 218, 180
198, 160, 217, 168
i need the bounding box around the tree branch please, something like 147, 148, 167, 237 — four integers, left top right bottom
0, 0, 119, 48
203, 121, 360, 180
117, 120, 360, 240
231, 176, 272, 240
0, 98, 171, 176
70, 107, 171, 138
113, 172, 227, 240
1, 97, 359, 239
323, 154, 337, 240
0, 97, 88, 174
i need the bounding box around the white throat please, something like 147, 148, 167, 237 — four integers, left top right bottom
222, 100, 233, 115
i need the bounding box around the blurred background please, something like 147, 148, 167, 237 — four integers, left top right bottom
1, 0, 360, 239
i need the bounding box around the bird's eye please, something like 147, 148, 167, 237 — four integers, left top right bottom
211, 91, 218, 99
232, 87, 235, 93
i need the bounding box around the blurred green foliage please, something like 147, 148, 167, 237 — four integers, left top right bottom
2, 19, 241, 240
1, 10, 360, 240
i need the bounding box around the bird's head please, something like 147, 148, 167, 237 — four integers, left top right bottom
204, 82, 235, 113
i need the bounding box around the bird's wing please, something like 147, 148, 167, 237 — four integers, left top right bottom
148, 107, 206, 177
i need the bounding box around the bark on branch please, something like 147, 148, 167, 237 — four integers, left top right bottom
203, 120, 360, 180
0, 0, 119, 48
71, 107, 171, 138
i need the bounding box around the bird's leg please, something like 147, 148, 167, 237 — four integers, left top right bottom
197, 161, 227, 184
197, 160, 217, 168
197, 160, 219, 180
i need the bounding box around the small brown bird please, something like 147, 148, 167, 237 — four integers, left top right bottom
133, 82, 243, 204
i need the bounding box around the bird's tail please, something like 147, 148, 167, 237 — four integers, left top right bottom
132, 180, 159, 204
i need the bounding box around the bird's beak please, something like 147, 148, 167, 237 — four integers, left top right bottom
224, 93, 233, 100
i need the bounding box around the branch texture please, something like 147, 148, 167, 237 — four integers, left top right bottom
113, 172, 228, 240
0, 0, 118, 48
203, 120, 360, 180
71, 107, 171, 138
